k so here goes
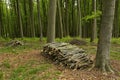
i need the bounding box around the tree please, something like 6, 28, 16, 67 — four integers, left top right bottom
57, 0, 63, 39
0, 0, 2, 37
47, 0, 57, 43
16, 0, 23, 38
77, 0, 82, 38
23, 0, 28, 37
29, 0, 35, 37
90, 0, 97, 42
65, 0, 70, 36
95, 0, 116, 73
37, 0, 42, 40
113, 0, 119, 37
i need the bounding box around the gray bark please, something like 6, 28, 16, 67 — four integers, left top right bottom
47, 0, 57, 43
95, 0, 116, 73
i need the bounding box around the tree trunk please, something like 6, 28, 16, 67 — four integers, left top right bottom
23, 0, 28, 37
95, 0, 116, 73
0, 1, 2, 37
90, 0, 97, 42
113, 0, 119, 38
77, 0, 82, 38
37, 0, 43, 41
57, 0, 63, 39
47, 0, 57, 43
29, 0, 35, 37
65, 0, 70, 36
5, 0, 10, 37
16, 0, 23, 38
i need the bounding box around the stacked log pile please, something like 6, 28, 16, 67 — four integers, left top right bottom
42, 42, 93, 70
69, 39, 87, 45
5, 40, 24, 47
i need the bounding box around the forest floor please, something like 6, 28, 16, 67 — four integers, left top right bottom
0, 38, 120, 80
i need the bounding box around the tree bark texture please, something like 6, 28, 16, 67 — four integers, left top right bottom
47, 0, 57, 43
95, 0, 116, 73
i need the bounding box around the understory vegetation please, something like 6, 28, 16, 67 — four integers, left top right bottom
0, 37, 120, 80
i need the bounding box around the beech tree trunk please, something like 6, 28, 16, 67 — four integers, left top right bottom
77, 0, 82, 38
47, 0, 57, 43
95, 0, 116, 73
29, 0, 35, 37
113, 0, 119, 37
16, 0, 23, 38
37, 0, 43, 40
65, 0, 70, 36
90, 0, 97, 42
0, 1, 2, 37
57, 0, 63, 39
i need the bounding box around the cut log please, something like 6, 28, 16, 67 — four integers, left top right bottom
42, 42, 93, 70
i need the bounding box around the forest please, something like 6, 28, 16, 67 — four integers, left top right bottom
0, 0, 120, 80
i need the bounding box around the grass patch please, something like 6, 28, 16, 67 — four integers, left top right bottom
2, 60, 11, 68
0, 37, 120, 80
0, 37, 45, 54
110, 51, 120, 60
56, 36, 72, 42
111, 38, 120, 44
41, 72, 51, 79
0, 70, 3, 80
0, 45, 31, 54
10, 63, 52, 80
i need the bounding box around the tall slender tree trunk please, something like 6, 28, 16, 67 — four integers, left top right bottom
47, 0, 57, 43
95, 0, 116, 73
41, 0, 47, 37
29, 0, 35, 37
0, 1, 2, 37
23, 0, 28, 37
37, 0, 43, 40
113, 0, 119, 37
90, 0, 97, 42
77, 0, 82, 38
57, 0, 63, 39
61, 0, 66, 37
5, 0, 10, 37
71, 0, 75, 36
82, 0, 87, 38
16, 0, 23, 38
65, 0, 69, 36
13, 0, 18, 38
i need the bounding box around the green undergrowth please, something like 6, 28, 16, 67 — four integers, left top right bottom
0, 37, 120, 59
0, 37, 120, 79
111, 38, 120, 44
10, 64, 51, 80
0, 59, 61, 80
0, 37, 46, 54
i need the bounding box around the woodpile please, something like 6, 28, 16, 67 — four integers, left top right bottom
5, 40, 24, 47
69, 39, 87, 45
42, 42, 93, 70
